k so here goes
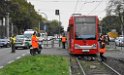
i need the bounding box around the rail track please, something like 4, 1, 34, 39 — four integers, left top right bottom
70, 56, 122, 75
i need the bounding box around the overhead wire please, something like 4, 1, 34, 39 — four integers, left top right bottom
27, 0, 108, 2
87, 0, 104, 15
73, 0, 80, 13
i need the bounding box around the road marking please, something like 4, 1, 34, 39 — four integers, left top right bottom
8, 60, 14, 64
16, 56, 21, 59
0, 66, 4, 69
22, 54, 26, 56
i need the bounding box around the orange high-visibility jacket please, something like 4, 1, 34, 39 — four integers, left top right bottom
62, 36, 66, 42
31, 35, 39, 48
99, 48, 106, 53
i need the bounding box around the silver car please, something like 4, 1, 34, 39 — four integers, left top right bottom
115, 37, 124, 47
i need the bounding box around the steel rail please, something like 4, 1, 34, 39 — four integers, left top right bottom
76, 58, 86, 75
102, 62, 122, 75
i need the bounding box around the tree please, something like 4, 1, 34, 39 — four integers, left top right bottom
100, 16, 121, 34
46, 20, 64, 36
9, 0, 43, 34
105, 0, 124, 35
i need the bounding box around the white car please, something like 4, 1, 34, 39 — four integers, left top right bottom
47, 36, 53, 40
15, 35, 30, 49
109, 37, 115, 42
115, 37, 124, 46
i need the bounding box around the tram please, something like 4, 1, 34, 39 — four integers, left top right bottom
67, 14, 99, 55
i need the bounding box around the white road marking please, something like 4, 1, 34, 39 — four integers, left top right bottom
8, 60, 14, 64
0, 66, 4, 69
16, 56, 21, 59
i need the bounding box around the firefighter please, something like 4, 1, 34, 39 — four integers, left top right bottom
61, 35, 67, 49
31, 32, 39, 55
10, 35, 16, 53
99, 35, 107, 61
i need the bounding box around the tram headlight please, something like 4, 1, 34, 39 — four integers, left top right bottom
74, 44, 81, 49
92, 44, 96, 49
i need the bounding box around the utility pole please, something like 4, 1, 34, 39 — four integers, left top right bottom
11, 23, 13, 36
6, 13, 10, 38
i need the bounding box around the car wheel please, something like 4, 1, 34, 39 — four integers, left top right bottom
15, 47, 18, 49
26, 46, 29, 49
37, 49, 41, 54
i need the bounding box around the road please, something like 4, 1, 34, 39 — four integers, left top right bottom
0, 48, 29, 68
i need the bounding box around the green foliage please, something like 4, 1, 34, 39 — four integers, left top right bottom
46, 20, 64, 35
0, 0, 63, 35
100, 15, 121, 34
10, 0, 42, 32
0, 55, 69, 75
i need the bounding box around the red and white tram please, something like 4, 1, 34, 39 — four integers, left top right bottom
67, 14, 99, 55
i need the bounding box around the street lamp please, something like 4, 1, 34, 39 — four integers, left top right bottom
38, 10, 48, 32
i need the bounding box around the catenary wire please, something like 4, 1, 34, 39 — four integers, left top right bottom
87, 0, 104, 15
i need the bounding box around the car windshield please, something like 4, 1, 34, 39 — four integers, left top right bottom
119, 38, 124, 41
16, 35, 25, 38
24, 34, 32, 38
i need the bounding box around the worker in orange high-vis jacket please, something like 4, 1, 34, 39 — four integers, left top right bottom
31, 32, 39, 55
99, 35, 107, 61
61, 35, 67, 49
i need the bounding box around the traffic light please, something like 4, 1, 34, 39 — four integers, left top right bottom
55, 9, 59, 15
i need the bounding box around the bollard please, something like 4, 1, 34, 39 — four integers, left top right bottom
52, 39, 54, 48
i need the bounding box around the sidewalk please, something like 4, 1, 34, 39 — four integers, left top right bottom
105, 45, 124, 59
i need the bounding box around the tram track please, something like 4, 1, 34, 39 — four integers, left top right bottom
70, 56, 122, 75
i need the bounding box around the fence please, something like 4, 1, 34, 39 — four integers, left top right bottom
106, 41, 124, 51
41, 39, 61, 48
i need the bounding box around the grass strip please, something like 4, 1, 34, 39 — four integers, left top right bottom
0, 55, 69, 75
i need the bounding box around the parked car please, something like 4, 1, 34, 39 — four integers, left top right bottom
47, 36, 53, 40
115, 37, 124, 47
15, 35, 30, 49
0, 38, 10, 48
109, 37, 115, 42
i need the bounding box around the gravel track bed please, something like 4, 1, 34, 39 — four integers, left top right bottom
70, 55, 120, 75
105, 57, 124, 75
70, 56, 83, 75
79, 59, 117, 75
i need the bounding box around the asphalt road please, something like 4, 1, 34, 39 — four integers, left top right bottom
0, 40, 68, 69
0, 48, 29, 68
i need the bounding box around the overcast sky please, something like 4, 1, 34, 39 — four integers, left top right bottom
27, 0, 109, 31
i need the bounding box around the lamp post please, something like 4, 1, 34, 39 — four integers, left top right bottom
119, 3, 124, 50
55, 9, 61, 47
38, 10, 48, 32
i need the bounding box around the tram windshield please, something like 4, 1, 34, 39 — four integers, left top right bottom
75, 17, 96, 40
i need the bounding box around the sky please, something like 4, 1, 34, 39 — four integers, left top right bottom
27, 0, 109, 31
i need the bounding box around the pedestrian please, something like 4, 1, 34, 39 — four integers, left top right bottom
99, 35, 107, 61
31, 32, 39, 55
10, 35, 16, 53
105, 35, 110, 45
61, 35, 67, 49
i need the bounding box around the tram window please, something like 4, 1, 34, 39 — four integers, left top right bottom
67, 27, 70, 32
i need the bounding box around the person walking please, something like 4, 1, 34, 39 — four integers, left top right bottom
61, 35, 67, 49
99, 35, 107, 61
31, 32, 39, 55
10, 35, 16, 53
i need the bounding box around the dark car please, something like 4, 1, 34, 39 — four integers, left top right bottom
0, 38, 10, 48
